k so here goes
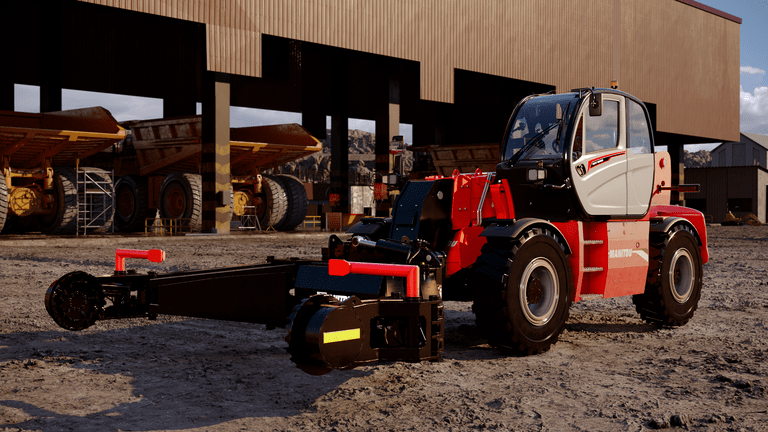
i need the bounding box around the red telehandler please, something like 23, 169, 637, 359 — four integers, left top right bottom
45, 88, 708, 375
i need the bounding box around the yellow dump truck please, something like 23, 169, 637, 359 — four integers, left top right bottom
0, 107, 126, 234
113, 117, 322, 232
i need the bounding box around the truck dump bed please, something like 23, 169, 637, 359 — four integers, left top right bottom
425, 143, 499, 176
0, 108, 126, 168
124, 117, 322, 177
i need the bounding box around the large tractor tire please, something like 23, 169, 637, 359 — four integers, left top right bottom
471, 228, 572, 355
256, 175, 288, 229
0, 171, 7, 233
114, 175, 155, 232
633, 225, 703, 326
158, 172, 202, 232
36, 168, 78, 235
277, 174, 308, 231
79, 168, 115, 233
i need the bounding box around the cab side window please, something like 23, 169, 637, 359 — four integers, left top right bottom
628, 100, 652, 154
585, 100, 619, 154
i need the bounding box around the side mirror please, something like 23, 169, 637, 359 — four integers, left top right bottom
589, 93, 602, 117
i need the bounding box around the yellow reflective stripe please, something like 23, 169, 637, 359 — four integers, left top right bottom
323, 328, 361, 344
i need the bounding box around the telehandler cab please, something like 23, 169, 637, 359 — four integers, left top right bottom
45, 88, 708, 375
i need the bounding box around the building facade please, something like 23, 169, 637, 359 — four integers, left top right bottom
710, 133, 768, 169
685, 165, 768, 223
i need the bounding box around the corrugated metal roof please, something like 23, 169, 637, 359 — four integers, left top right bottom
741, 132, 768, 150
676, 0, 741, 24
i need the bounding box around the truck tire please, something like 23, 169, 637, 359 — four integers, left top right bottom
158, 172, 202, 232
471, 228, 572, 355
36, 168, 78, 234
0, 172, 7, 233
633, 225, 703, 326
79, 168, 115, 233
115, 175, 154, 232
277, 174, 308, 231
257, 175, 288, 229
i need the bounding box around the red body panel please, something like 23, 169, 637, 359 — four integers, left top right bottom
647, 205, 709, 264
551, 221, 585, 300
553, 221, 649, 301
445, 226, 486, 276
450, 173, 472, 229
491, 179, 515, 219
588, 221, 649, 298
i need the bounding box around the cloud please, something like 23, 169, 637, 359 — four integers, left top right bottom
741, 66, 766, 75
740, 85, 768, 134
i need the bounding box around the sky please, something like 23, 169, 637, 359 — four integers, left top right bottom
13, 0, 768, 150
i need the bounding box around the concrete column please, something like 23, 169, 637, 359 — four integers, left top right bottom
201, 72, 231, 233
669, 142, 685, 206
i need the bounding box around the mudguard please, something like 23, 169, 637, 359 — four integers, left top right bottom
480, 217, 572, 254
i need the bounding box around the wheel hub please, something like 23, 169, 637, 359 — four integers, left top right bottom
166, 186, 186, 218
669, 248, 694, 303
9, 187, 42, 217
527, 278, 544, 304
518, 257, 559, 327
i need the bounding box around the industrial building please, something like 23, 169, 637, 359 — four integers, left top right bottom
686, 132, 768, 224
686, 165, 768, 224
0, 0, 741, 232
710, 133, 768, 169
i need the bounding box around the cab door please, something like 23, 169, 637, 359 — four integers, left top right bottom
570, 94, 628, 217
625, 98, 655, 216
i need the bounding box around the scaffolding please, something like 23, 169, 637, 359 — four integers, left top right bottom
76, 168, 115, 235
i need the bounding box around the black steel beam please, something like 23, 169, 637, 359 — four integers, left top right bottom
330, 52, 350, 212
149, 262, 302, 326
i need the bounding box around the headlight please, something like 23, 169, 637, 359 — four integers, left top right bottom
527, 168, 546, 181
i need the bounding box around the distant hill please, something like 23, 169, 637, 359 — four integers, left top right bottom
275, 129, 411, 183
684, 150, 711, 168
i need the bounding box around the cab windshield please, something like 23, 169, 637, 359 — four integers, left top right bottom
502, 94, 578, 162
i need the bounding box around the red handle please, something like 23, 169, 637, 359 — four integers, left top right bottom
115, 249, 165, 272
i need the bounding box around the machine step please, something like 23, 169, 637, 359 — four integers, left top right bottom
580, 294, 604, 300
583, 240, 604, 245
582, 266, 603, 273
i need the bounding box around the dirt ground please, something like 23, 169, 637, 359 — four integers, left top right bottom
1, 225, 767, 432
